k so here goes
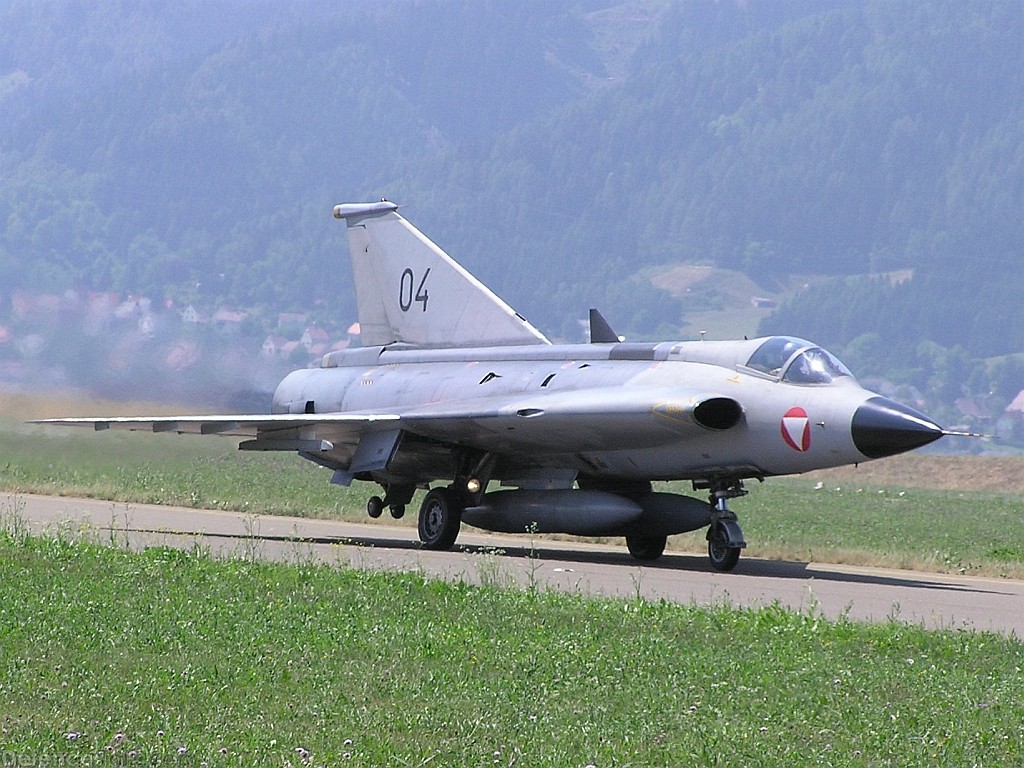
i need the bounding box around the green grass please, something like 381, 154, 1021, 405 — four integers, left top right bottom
1, 423, 367, 518
1, 533, 1023, 766
704, 482, 1024, 577
4, 422, 1024, 577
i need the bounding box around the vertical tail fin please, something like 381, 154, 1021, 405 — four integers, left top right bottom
333, 201, 549, 348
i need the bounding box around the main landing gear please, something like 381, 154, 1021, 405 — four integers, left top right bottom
413, 452, 491, 550
364, 479, 471, 548
625, 533, 668, 561
699, 479, 747, 572
417, 487, 463, 550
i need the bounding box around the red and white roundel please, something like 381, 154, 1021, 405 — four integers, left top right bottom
781, 406, 811, 452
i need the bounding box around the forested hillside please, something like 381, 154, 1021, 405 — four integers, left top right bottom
0, 0, 597, 317
394, 1, 1024, 346
1, 0, 1023, 430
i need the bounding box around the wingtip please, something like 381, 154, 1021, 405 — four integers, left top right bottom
332, 200, 400, 220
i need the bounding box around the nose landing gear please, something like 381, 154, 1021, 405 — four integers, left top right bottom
697, 479, 747, 572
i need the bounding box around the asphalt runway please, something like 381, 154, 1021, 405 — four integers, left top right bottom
6, 491, 1023, 637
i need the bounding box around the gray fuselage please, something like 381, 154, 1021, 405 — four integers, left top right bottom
271, 338, 908, 488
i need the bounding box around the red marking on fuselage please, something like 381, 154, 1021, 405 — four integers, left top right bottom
781, 406, 811, 452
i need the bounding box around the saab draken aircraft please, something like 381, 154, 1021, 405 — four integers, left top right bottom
34, 200, 949, 571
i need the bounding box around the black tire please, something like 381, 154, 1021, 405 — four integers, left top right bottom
366, 496, 384, 519
707, 526, 741, 572
418, 487, 462, 550
626, 533, 667, 561
389, 504, 406, 519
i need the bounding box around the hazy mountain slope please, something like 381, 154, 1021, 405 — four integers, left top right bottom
0, 0, 1021, 354
389, 1, 1023, 342
0, 1, 600, 323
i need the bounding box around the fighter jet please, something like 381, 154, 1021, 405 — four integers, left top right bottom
34, 200, 947, 571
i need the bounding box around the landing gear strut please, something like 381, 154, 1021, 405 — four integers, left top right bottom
415, 451, 491, 551
697, 479, 747, 572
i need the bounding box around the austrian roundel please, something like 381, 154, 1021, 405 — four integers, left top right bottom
781, 406, 811, 452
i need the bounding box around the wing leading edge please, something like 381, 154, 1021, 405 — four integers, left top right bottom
29, 413, 399, 438
30, 385, 742, 469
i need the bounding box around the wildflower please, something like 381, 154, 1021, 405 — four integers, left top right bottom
343, 739, 353, 746
115, 732, 125, 742
219, 747, 229, 755
178, 746, 188, 755
66, 732, 79, 741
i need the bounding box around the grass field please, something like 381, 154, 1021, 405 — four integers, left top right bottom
4, 393, 1024, 765
4, 397, 1024, 577
2, 532, 1023, 766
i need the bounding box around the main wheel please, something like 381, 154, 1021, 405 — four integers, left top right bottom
626, 533, 667, 561
707, 524, 741, 572
418, 487, 462, 550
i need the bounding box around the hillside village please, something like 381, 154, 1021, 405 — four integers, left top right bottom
0, 290, 358, 408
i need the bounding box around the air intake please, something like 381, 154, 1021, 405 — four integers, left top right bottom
692, 397, 743, 430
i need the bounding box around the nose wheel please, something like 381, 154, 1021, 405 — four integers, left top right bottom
698, 479, 747, 572
707, 523, 743, 571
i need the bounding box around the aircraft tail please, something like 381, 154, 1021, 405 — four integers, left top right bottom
333, 201, 550, 348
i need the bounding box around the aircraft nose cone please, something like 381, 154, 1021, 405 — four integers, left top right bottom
852, 396, 943, 459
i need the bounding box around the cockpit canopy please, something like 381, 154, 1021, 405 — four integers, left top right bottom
746, 336, 854, 385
